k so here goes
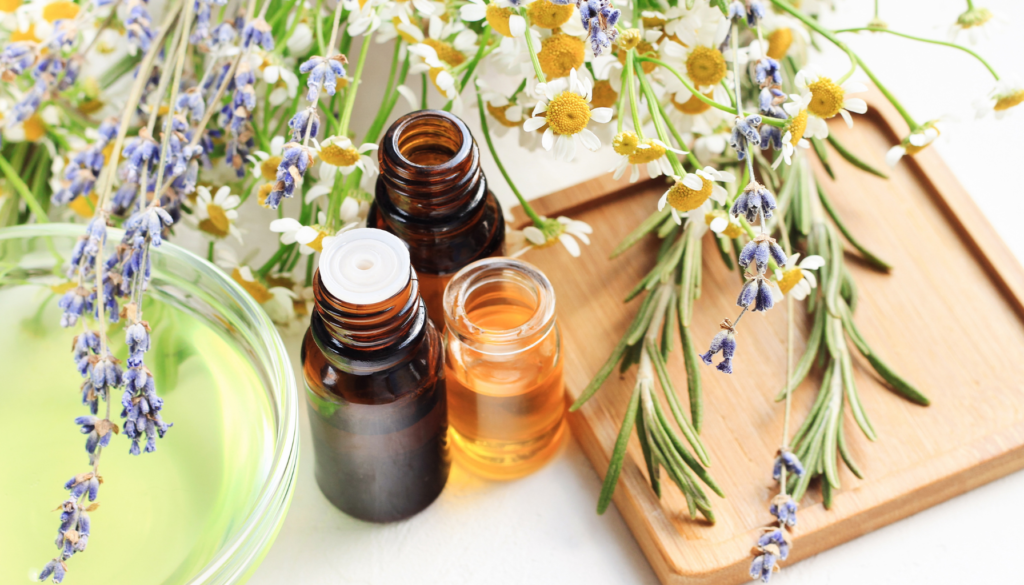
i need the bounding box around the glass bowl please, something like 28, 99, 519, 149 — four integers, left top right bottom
0, 224, 298, 584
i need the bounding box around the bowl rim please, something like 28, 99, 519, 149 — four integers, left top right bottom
0, 223, 299, 583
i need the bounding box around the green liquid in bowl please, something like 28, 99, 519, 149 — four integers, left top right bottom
0, 226, 297, 584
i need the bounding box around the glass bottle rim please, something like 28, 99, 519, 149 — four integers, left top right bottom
387, 109, 471, 174
443, 257, 556, 355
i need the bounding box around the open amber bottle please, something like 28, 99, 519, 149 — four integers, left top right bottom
302, 228, 449, 522
369, 110, 505, 326
443, 258, 566, 479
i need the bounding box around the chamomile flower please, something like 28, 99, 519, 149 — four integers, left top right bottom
973, 78, 1024, 119
663, 3, 727, 49
216, 247, 298, 325
773, 253, 825, 301
657, 166, 735, 225
247, 135, 286, 182
408, 40, 469, 109
772, 107, 809, 169
610, 138, 687, 183
190, 185, 243, 242
886, 122, 940, 167
706, 208, 743, 239
949, 6, 995, 44
269, 206, 363, 255
790, 67, 867, 138
460, 0, 527, 38
314, 135, 378, 182
263, 62, 300, 106
520, 216, 593, 258
523, 68, 613, 162
479, 82, 526, 138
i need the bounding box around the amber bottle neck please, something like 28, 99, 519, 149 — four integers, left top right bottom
376, 109, 487, 223
310, 268, 427, 371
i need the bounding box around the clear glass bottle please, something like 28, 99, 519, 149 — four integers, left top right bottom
443, 257, 565, 479
302, 228, 449, 522
369, 109, 505, 326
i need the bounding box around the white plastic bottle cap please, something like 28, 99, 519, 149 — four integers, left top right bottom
318, 228, 411, 305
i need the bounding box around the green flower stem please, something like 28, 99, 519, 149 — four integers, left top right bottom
314, 0, 325, 56
421, 74, 428, 109
770, 0, 919, 130
337, 33, 373, 137
834, 27, 1000, 80
625, 49, 645, 140
634, 63, 685, 176
639, 57, 785, 128
655, 96, 703, 171
965, 0, 974, 9
0, 153, 48, 222
521, 9, 547, 84
616, 66, 628, 133
731, 22, 744, 117
474, 87, 544, 228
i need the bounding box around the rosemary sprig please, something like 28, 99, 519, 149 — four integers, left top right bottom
572, 218, 717, 518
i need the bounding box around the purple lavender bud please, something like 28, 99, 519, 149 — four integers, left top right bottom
754, 241, 769, 274
769, 242, 787, 267
721, 332, 736, 359
747, 0, 767, 26
754, 279, 775, 312
738, 240, 757, 269
716, 357, 733, 374
728, 1, 745, 21
700, 331, 727, 364
737, 279, 758, 308
755, 57, 782, 86
39, 559, 66, 583
749, 554, 765, 581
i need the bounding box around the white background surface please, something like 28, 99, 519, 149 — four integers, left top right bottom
243, 1, 1024, 583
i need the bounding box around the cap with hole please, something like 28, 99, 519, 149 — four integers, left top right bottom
318, 228, 411, 305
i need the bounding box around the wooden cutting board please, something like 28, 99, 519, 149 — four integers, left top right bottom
510, 90, 1024, 584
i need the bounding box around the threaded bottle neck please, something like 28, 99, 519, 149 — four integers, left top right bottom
377, 110, 486, 221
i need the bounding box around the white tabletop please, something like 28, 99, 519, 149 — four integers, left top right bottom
240, 1, 1024, 582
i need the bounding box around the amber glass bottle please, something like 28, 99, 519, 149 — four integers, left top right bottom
369, 109, 505, 325
443, 258, 566, 479
302, 228, 449, 522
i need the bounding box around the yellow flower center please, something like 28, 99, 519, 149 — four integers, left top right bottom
591, 80, 618, 109
777, 267, 803, 294
424, 39, 465, 68
807, 77, 845, 119
787, 110, 808, 145
320, 143, 361, 167
486, 102, 521, 128
641, 13, 666, 28
10, 24, 40, 43
24, 114, 46, 142
767, 28, 793, 60
628, 140, 666, 164
527, 0, 575, 30
69, 193, 98, 218
617, 29, 642, 51
613, 131, 639, 155
485, 4, 515, 38
544, 91, 591, 136
232, 268, 274, 304
391, 17, 422, 44
198, 204, 231, 238
50, 280, 77, 294
260, 155, 282, 181
672, 91, 714, 115
704, 210, 742, 238
666, 176, 713, 212
617, 40, 657, 74
994, 89, 1024, 112
257, 183, 275, 208
428, 66, 448, 95
539, 33, 585, 79
0, 0, 21, 12
685, 46, 727, 87
43, 1, 80, 22
79, 99, 105, 115
957, 8, 993, 29
306, 230, 329, 252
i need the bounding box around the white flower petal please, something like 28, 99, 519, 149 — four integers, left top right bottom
558, 234, 581, 257
590, 107, 613, 124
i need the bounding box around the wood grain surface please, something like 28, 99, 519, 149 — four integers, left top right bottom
511, 90, 1024, 584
